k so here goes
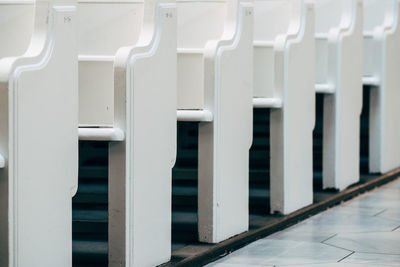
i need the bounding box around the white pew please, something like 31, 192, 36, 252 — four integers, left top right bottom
314, 0, 363, 190
77, 0, 177, 266
0, 0, 78, 266
253, 0, 315, 214
363, 0, 400, 173
177, 0, 253, 243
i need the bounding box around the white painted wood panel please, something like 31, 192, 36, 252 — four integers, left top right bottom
363, 0, 400, 173
0, 1, 78, 266
315, 0, 363, 190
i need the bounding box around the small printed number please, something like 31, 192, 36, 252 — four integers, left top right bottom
64, 17, 72, 23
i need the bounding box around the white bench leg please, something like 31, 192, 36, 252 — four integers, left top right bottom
109, 2, 177, 266
270, 1, 315, 215
198, 2, 253, 243
322, 0, 363, 190
369, 11, 400, 173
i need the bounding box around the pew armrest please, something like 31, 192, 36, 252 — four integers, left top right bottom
362, 76, 380, 87
0, 154, 5, 168
79, 127, 125, 141
315, 83, 335, 94
177, 109, 213, 122
253, 97, 283, 108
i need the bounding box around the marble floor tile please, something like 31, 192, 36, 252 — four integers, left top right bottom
381, 179, 400, 189
363, 191, 400, 202
278, 213, 398, 236
266, 225, 335, 243
342, 252, 400, 266
343, 195, 400, 210
324, 231, 400, 254
207, 263, 272, 267
376, 208, 400, 222
209, 239, 351, 266
277, 263, 387, 267
326, 204, 386, 217
206, 178, 400, 267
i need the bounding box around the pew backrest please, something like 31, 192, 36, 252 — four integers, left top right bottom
78, 0, 145, 127
253, 0, 303, 98
315, 0, 358, 85
0, 1, 35, 58
177, 0, 228, 110
363, 0, 399, 78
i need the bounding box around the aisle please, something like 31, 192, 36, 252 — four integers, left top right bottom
207, 178, 400, 267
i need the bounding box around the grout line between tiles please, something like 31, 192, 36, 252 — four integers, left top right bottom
392, 225, 400, 232
321, 241, 354, 253
168, 174, 400, 267
373, 208, 388, 217
320, 234, 337, 243
337, 251, 355, 262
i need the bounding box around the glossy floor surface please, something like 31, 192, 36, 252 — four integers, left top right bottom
207, 177, 400, 267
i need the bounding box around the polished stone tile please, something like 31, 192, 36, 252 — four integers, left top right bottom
211, 239, 350, 266
343, 195, 399, 211
381, 179, 400, 189
326, 204, 386, 217
364, 191, 400, 203
208, 263, 272, 267
277, 263, 385, 267
290, 207, 400, 234
266, 225, 335, 243
206, 178, 400, 267
376, 208, 400, 222
344, 186, 400, 210
342, 252, 400, 266
324, 231, 400, 254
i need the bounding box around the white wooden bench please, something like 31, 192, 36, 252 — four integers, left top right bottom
363, 0, 400, 173
76, 1, 177, 266
177, 0, 254, 243
314, 0, 363, 190
253, 0, 315, 215
0, 0, 78, 265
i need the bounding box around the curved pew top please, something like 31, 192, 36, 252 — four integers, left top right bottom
78, 0, 144, 56
0, 0, 34, 59
314, 0, 362, 87
176, 0, 231, 111
364, 0, 398, 34
78, 0, 145, 127
253, 0, 307, 100
315, 0, 355, 36
254, 0, 302, 44
177, 0, 228, 50
176, 0, 252, 112
363, 0, 398, 83
78, 0, 173, 128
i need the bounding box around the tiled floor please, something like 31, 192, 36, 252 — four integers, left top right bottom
207, 178, 400, 267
